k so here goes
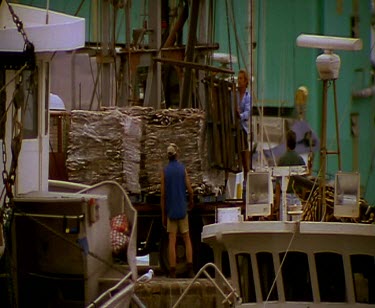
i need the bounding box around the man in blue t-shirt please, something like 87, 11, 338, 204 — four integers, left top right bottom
161, 143, 194, 278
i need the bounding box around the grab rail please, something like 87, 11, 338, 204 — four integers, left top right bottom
172, 262, 241, 308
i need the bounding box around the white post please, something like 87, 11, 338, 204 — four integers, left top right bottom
280, 175, 289, 221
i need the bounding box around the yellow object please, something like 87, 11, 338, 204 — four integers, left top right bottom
236, 183, 242, 199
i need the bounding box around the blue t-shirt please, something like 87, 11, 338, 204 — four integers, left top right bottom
164, 159, 187, 219
237, 90, 251, 133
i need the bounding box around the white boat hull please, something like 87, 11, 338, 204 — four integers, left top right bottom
202, 221, 375, 307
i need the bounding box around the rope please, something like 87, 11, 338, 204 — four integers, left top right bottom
263, 229, 297, 306
225, 0, 233, 74
15, 210, 129, 277
0, 64, 28, 99
74, 0, 87, 16
227, 0, 248, 69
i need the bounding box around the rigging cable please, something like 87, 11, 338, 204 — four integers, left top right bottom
263, 229, 297, 307
227, 0, 248, 69
225, 0, 233, 74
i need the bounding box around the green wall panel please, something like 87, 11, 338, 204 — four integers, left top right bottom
10, 0, 375, 203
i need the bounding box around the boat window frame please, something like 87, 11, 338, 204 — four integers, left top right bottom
235, 252, 256, 303
315, 252, 346, 302
256, 251, 278, 301
350, 254, 375, 304
22, 68, 38, 139
279, 251, 313, 302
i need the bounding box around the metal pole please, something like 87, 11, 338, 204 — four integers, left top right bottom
333, 80, 342, 170
249, 0, 254, 170
101, 0, 111, 107
180, 0, 200, 108
319, 80, 328, 220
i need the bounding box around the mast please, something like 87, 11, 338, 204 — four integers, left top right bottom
296, 34, 362, 220
101, 0, 112, 107
248, 0, 254, 170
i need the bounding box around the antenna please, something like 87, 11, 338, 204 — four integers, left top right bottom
296, 34, 362, 220
296, 34, 362, 80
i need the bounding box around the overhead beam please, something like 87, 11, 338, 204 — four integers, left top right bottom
153, 57, 234, 75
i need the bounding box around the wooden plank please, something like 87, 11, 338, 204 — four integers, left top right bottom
153, 57, 234, 74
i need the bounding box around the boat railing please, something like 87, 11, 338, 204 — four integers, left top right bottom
77, 180, 138, 282
48, 179, 90, 193
87, 269, 154, 308
172, 262, 241, 308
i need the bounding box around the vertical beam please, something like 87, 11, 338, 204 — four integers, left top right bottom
101, 0, 112, 107
91, 0, 98, 43
197, 0, 208, 110
333, 80, 342, 170
71, 50, 76, 110
249, 0, 254, 170
118, 0, 131, 107
144, 0, 161, 108
319, 80, 328, 220
351, 113, 359, 171
180, 0, 200, 109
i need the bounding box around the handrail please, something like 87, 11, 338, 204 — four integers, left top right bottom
48, 179, 90, 191
14, 212, 84, 220
172, 262, 241, 308
86, 271, 133, 308
87, 269, 153, 308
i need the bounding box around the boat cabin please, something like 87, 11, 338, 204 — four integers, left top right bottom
202, 220, 375, 307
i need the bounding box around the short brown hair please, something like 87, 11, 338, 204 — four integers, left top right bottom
286, 130, 297, 150
238, 69, 249, 87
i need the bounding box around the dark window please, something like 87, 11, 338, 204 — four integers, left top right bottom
221, 250, 231, 278
256, 252, 278, 301
315, 252, 346, 302
351, 254, 375, 304
236, 253, 256, 303
0, 70, 5, 139
279, 251, 313, 302
22, 69, 38, 139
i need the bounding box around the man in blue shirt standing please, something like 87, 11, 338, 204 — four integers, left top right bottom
236, 68, 251, 149
161, 143, 194, 278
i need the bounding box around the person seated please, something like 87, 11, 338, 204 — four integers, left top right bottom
277, 130, 305, 167
274, 130, 306, 219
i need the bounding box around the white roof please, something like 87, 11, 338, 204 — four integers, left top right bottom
0, 2, 85, 52
49, 93, 66, 110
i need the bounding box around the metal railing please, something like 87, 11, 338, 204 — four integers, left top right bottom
172, 262, 241, 308
87, 269, 154, 308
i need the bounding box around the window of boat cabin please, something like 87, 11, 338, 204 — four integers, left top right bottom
279, 251, 313, 302
0, 70, 5, 139
350, 254, 375, 304
315, 252, 346, 302
0, 70, 38, 139
236, 253, 256, 303
256, 252, 278, 301
221, 250, 231, 278
22, 69, 38, 139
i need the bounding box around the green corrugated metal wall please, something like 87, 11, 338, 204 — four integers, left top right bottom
13, 0, 375, 203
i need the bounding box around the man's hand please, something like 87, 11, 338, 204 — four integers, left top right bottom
236, 108, 240, 118
162, 214, 167, 229
188, 198, 194, 211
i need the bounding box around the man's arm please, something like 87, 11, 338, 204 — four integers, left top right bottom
240, 92, 251, 121
185, 169, 194, 210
